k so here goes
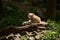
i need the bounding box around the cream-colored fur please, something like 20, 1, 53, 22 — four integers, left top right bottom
28, 13, 41, 23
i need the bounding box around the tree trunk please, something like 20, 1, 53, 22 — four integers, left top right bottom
46, 0, 56, 20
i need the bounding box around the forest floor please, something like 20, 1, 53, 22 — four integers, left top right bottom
0, 22, 48, 40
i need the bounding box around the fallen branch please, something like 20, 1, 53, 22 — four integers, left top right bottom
0, 21, 48, 36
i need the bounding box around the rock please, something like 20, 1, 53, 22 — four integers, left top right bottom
38, 26, 46, 29
14, 33, 21, 40
6, 33, 14, 39
40, 21, 48, 25
21, 36, 28, 40
14, 33, 21, 37
35, 35, 40, 40
33, 31, 41, 35
22, 21, 31, 26
28, 36, 35, 40
26, 31, 34, 36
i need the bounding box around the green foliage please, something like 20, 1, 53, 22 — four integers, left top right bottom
39, 20, 60, 40
47, 19, 60, 33
40, 30, 59, 40
0, 3, 26, 28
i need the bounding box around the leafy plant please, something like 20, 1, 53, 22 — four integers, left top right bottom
40, 30, 59, 40
47, 19, 60, 32
39, 20, 60, 40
